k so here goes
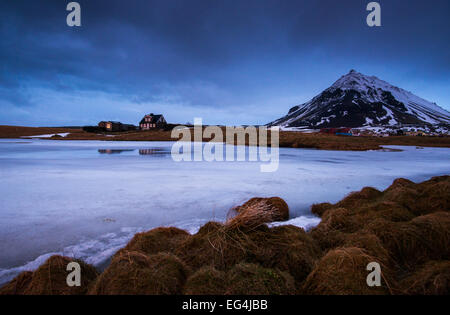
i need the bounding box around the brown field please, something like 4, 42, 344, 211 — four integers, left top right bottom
1, 125, 450, 151
2, 175, 449, 295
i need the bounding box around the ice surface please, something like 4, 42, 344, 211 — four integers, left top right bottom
0, 139, 449, 284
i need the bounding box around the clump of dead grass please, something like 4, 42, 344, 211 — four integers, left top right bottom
302, 247, 394, 295
225, 263, 295, 295
118, 227, 190, 256
182, 263, 295, 295
229, 197, 289, 226
175, 221, 321, 289
226, 200, 286, 231
0, 272, 33, 295
366, 212, 450, 270
89, 251, 188, 295
16, 256, 98, 295
183, 266, 228, 295
310, 202, 333, 217
399, 260, 450, 295
335, 187, 383, 209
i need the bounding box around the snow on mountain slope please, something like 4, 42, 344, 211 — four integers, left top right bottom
269, 70, 450, 128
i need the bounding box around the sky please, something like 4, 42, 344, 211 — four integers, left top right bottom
0, 0, 449, 126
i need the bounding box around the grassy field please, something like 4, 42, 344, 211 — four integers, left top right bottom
1, 125, 450, 151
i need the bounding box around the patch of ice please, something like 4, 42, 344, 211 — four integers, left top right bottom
269, 216, 321, 231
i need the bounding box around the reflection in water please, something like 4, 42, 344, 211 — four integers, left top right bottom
97, 148, 170, 155
98, 149, 135, 154
139, 148, 170, 155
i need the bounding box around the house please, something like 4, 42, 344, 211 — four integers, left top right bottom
98, 121, 122, 132
139, 113, 167, 130
98, 121, 136, 132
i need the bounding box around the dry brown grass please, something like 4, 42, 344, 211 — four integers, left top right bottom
306, 176, 450, 295
342, 232, 392, 266
302, 247, 394, 295
183, 266, 228, 295
89, 251, 188, 295
280, 132, 450, 150
182, 263, 295, 295
175, 222, 321, 290
0, 272, 33, 295
226, 197, 289, 231
310, 176, 450, 251
118, 227, 190, 256
310, 202, 333, 218
365, 215, 450, 274
400, 260, 450, 295
0, 126, 83, 138
225, 263, 295, 295
0, 256, 99, 295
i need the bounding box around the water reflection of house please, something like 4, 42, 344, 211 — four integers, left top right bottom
139, 148, 166, 155
98, 149, 135, 154
139, 114, 167, 130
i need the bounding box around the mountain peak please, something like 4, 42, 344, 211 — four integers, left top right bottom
331, 70, 386, 93
269, 71, 450, 129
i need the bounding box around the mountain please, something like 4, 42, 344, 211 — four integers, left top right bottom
269, 70, 450, 129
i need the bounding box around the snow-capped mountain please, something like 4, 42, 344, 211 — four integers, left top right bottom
269, 70, 450, 129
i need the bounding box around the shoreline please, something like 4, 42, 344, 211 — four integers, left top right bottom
1, 175, 449, 295
2, 125, 450, 152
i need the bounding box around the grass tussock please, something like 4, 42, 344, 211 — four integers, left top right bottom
182, 266, 228, 295
89, 251, 188, 295
0, 256, 98, 295
400, 260, 450, 295
365, 213, 450, 270
225, 263, 295, 295
183, 264, 295, 295
229, 197, 289, 226
302, 247, 394, 295
310, 202, 333, 217
119, 227, 190, 256
175, 222, 321, 290
0, 272, 33, 295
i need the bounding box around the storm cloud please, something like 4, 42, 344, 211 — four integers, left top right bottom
1, 0, 449, 126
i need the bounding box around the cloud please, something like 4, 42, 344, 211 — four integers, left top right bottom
0, 0, 449, 125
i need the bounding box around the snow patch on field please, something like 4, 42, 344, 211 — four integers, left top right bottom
22, 133, 70, 138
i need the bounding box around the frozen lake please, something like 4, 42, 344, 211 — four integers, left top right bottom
0, 139, 449, 284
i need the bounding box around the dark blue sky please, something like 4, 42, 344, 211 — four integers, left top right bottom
1, 0, 449, 126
